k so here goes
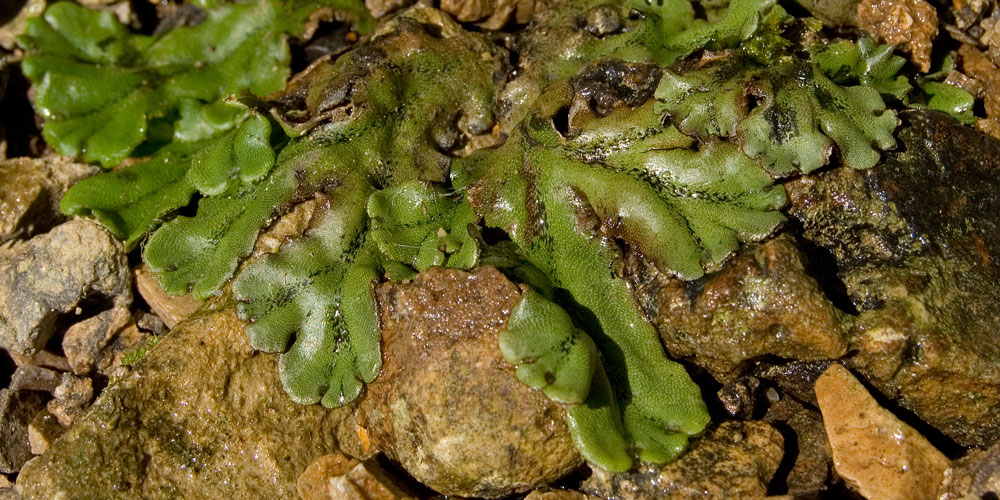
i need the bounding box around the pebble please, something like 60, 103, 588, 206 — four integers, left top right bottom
815, 364, 949, 500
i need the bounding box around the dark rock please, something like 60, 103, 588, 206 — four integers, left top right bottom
627, 234, 849, 381
0, 157, 97, 246
764, 395, 832, 496
0, 389, 45, 474
570, 60, 662, 118
938, 440, 1000, 499
16, 294, 353, 500
8, 365, 61, 394
786, 110, 1000, 447
581, 421, 784, 500
361, 266, 581, 498
134, 311, 166, 335
0, 220, 131, 356
717, 376, 762, 419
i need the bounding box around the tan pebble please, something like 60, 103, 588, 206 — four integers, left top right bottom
815, 364, 949, 500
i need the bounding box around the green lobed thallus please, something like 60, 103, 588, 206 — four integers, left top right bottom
32, 0, 971, 473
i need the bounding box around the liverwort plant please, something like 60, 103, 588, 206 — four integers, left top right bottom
24, 0, 975, 474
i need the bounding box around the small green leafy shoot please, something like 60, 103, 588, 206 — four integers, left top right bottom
121, 335, 161, 367
811, 35, 911, 100
368, 181, 480, 273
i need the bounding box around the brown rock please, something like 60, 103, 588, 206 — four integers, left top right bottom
298, 454, 418, 500
134, 266, 202, 329
856, 0, 937, 72
815, 364, 949, 500
0, 219, 131, 355
16, 294, 355, 500
46, 373, 92, 427
525, 490, 597, 500
0, 389, 45, 474
582, 421, 785, 500
7, 350, 68, 373
298, 454, 360, 500
27, 409, 64, 456
8, 365, 61, 393
0, 156, 97, 246
365, 0, 413, 18
62, 305, 131, 375
629, 234, 848, 381
437, 0, 533, 28
361, 266, 581, 498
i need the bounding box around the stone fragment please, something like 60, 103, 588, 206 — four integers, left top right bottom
361, 267, 581, 498
298, 454, 360, 500
27, 409, 64, 455
856, 0, 937, 72
8, 365, 61, 393
62, 305, 131, 375
0, 156, 97, 245
0, 389, 45, 474
133, 266, 201, 329
786, 110, 1000, 447
628, 234, 848, 381
439, 0, 534, 28
0, 219, 131, 356
582, 421, 784, 500
764, 396, 832, 495
134, 311, 166, 335
815, 364, 949, 500
936, 443, 1000, 499
16, 293, 354, 500
7, 351, 68, 372
525, 490, 596, 500
46, 373, 92, 427
298, 454, 418, 500
94, 321, 148, 380
365, 0, 413, 18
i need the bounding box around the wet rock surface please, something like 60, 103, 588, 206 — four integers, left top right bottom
0, 156, 96, 246
15, 294, 352, 500
787, 109, 1000, 448
816, 364, 949, 500
581, 421, 784, 500
361, 266, 581, 498
627, 234, 849, 381
0, 219, 131, 356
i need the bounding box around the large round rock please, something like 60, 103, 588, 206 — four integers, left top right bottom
360, 266, 582, 498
